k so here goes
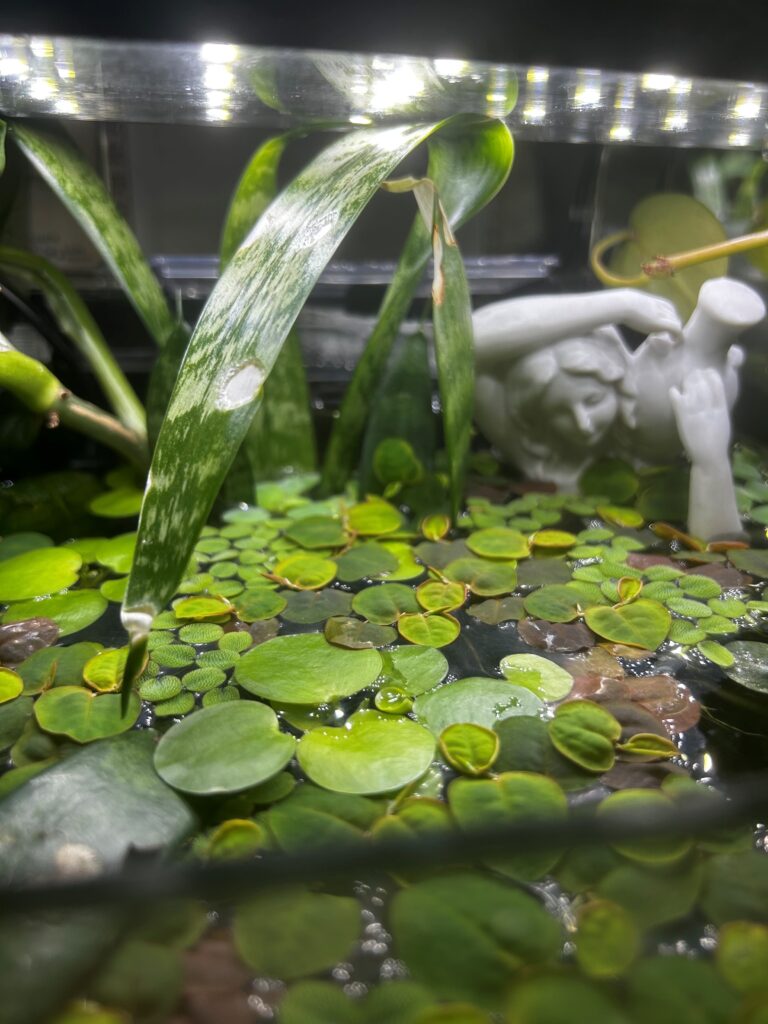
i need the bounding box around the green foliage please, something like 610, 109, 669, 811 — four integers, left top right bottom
234, 887, 360, 979
297, 710, 436, 794
154, 701, 295, 795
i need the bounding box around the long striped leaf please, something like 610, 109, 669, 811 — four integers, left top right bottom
0, 247, 146, 435
430, 196, 476, 518
7, 120, 177, 349
220, 133, 293, 268
320, 116, 513, 494
123, 121, 461, 659
220, 134, 316, 493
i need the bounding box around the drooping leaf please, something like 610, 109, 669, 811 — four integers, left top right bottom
549, 700, 621, 773
154, 702, 295, 796
9, 122, 176, 348
379, 644, 449, 696
321, 117, 514, 494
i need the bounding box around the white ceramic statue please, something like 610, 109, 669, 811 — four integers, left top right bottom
472, 278, 766, 540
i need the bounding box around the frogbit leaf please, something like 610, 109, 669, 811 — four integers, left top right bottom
439, 722, 499, 776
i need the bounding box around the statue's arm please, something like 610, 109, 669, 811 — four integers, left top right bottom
473, 289, 682, 368
670, 368, 743, 540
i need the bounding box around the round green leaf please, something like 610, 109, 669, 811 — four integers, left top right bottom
466, 596, 524, 624
696, 639, 734, 667
234, 588, 287, 622
100, 576, 128, 603
414, 677, 544, 735
375, 684, 413, 714
182, 667, 227, 693
235, 633, 382, 704
234, 888, 360, 980
171, 594, 234, 621
380, 645, 449, 696
466, 527, 529, 560
416, 580, 466, 613
297, 709, 435, 794
585, 599, 670, 650
0, 531, 53, 562
154, 701, 295, 795
397, 612, 460, 648
0, 667, 23, 704
284, 516, 348, 550
16, 641, 103, 693
390, 873, 562, 1008
347, 499, 403, 536
177, 622, 224, 644
281, 588, 353, 624
716, 921, 768, 993
34, 686, 140, 742
324, 616, 397, 649
351, 582, 420, 624
88, 487, 143, 518
499, 653, 573, 702
444, 557, 517, 596
580, 458, 639, 503
505, 974, 628, 1024
373, 438, 424, 485
723, 641, 768, 693
139, 675, 183, 702
574, 899, 640, 978
421, 513, 450, 541
154, 692, 197, 716
439, 723, 499, 776
273, 553, 337, 590
0, 547, 82, 601
334, 542, 399, 582
549, 700, 621, 772
83, 647, 129, 693
2, 590, 108, 637
598, 789, 693, 864
530, 529, 577, 549
449, 771, 567, 880
522, 584, 581, 623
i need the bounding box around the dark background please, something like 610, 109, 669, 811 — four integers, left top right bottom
2, 0, 767, 82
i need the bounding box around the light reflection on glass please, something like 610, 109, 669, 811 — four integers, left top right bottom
731, 91, 762, 120
200, 42, 239, 64
203, 64, 233, 90
641, 72, 676, 91
728, 130, 751, 146
572, 71, 601, 109
0, 56, 29, 78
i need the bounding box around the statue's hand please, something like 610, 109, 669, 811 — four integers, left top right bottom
619, 291, 683, 338
727, 344, 745, 371
670, 367, 731, 465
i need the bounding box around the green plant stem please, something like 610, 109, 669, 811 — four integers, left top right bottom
591, 226, 768, 287
52, 392, 149, 471
0, 247, 146, 435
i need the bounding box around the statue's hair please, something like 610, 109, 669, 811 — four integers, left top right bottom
504, 330, 637, 432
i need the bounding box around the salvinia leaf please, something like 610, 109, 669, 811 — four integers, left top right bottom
219, 133, 316, 493
7, 120, 177, 349
0, 246, 145, 435
320, 116, 514, 495
124, 120, 487, 675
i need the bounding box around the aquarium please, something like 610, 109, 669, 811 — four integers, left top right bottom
2, 33, 768, 1024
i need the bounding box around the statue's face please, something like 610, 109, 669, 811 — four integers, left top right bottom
541, 372, 619, 447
